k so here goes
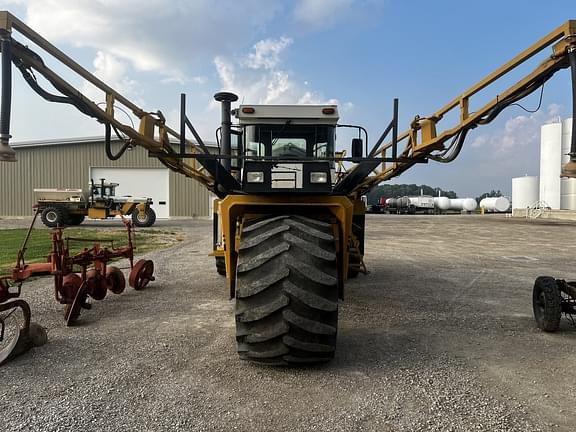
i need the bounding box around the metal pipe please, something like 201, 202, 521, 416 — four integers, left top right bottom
0, 32, 16, 162
214, 92, 238, 171
392, 98, 398, 160
561, 48, 576, 177
569, 48, 576, 158
180, 93, 186, 156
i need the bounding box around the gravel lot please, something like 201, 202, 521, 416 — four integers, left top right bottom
1, 214, 575, 431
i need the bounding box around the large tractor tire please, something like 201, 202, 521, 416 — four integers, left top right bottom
40, 206, 68, 227
132, 207, 156, 227
235, 215, 339, 365
66, 214, 85, 225
533, 276, 562, 332
215, 257, 226, 276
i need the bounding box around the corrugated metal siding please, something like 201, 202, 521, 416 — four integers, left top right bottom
0, 140, 210, 216
170, 173, 210, 217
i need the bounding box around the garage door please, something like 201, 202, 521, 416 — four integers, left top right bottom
90, 167, 169, 218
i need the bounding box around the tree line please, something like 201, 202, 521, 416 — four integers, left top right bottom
366, 184, 504, 205
366, 184, 458, 205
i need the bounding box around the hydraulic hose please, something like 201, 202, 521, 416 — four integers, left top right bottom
0, 33, 15, 161
104, 123, 132, 161
1, 35, 11, 139
568, 48, 576, 159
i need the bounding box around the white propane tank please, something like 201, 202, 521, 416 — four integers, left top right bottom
397, 196, 411, 208
433, 196, 450, 211
449, 198, 477, 212
479, 197, 510, 212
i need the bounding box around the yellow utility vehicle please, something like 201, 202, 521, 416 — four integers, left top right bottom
33, 178, 156, 227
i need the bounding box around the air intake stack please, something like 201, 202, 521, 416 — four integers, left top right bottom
214, 92, 238, 172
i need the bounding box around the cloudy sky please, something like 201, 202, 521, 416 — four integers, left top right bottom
1, 0, 574, 197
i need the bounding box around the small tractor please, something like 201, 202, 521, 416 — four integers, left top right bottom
0, 12, 575, 364
34, 178, 156, 228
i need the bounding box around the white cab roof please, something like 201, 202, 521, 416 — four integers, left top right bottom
235, 105, 339, 125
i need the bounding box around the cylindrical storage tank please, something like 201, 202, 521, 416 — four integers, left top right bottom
397, 196, 410, 209
561, 118, 576, 210
386, 198, 397, 208
449, 198, 477, 212
408, 196, 419, 206
540, 122, 562, 209
480, 197, 510, 212
434, 196, 450, 211
512, 176, 539, 209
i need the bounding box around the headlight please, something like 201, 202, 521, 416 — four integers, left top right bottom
310, 172, 328, 184
246, 171, 264, 183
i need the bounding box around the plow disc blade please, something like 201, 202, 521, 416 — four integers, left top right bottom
86, 269, 107, 301
61, 273, 82, 303
129, 260, 154, 290
65, 284, 88, 327
106, 266, 126, 294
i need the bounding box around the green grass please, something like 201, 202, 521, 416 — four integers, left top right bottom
0, 228, 184, 276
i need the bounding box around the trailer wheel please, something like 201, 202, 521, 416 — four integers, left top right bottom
215, 257, 226, 276
66, 214, 85, 225
132, 207, 156, 227
533, 276, 562, 332
40, 206, 68, 227
236, 215, 338, 365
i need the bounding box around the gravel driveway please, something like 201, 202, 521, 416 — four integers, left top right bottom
0, 215, 575, 431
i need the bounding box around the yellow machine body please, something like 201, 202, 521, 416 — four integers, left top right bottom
217, 195, 354, 297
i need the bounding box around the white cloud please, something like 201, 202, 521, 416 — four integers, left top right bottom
80, 51, 143, 107
19, 0, 283, 81
470, 104, 564, 155
243, 37, 293, 70
294, 0, 354, 28
215, 37, 337, 106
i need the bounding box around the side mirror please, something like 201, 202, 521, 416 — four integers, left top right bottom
351, 138, 363, 160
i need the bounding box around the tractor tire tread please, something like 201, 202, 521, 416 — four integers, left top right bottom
236, 215, 338, 365
533, 276, 562, 332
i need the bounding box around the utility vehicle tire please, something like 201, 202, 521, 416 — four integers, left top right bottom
348, 255, 360, 279
41, 206, 68, 227
66, 214, 85, 225
533, 276, 562, 332
215, 257, 226, 276
235, 215, 338, 365
132, 207, 156, 227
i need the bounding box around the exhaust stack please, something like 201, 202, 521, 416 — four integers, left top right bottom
214, 92, 238, 172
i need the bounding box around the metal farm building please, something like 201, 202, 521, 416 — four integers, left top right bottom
0, 137, 212, 217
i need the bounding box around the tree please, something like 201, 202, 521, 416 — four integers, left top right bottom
366, 184, 458, 205
475, 190, 502, 203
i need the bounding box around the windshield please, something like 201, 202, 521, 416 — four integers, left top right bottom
244, 124, 335, 159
